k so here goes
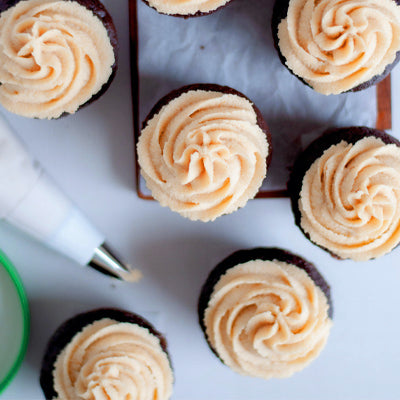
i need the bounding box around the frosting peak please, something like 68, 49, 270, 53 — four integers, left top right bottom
138, 89, 269, 222
0, 0, 115, 119
53, 319, 173, 400
204, 260, 332, 379
299, 136, 400, 260
277, 0, 400, 94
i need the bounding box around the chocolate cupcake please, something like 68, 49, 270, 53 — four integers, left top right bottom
40, 308, 173, 400
141, 0, 234, 17
198, 248, 333, 379
288, 127, 400, 261
272, 0, 400, 95
137, 84, 272, 222
0, 0, 118, 119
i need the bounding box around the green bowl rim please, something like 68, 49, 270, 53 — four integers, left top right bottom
0, 250, 30, 394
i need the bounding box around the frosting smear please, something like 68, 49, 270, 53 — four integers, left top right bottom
278, 0, 400, 94
0, 0, 115, 119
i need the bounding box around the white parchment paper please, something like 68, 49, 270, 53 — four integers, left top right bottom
137, 0, 377, 193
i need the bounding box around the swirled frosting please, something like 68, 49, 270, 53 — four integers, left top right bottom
145, 0, 230, 15
0, 0, 115, 119
204, 260, 332, 379
137, 89, 269, 222
277, 0, 400, 94
299, 136, 400, 261
53, 318, 173, 400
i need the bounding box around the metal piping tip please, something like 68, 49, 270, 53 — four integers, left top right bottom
88, 243, 130, 280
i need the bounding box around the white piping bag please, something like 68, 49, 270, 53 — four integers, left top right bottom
0, 114, 130, 280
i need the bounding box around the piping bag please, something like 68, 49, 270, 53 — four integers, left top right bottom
0, 114, 135, 281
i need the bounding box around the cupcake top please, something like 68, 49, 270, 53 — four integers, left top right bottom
299, 134, 400, 261
0, 0, 116, 119
137, 85, 270, 222
52, 318, 173, 400
202, 254, 332, 379
277, 0, 400, 94
144, 0, 230, 16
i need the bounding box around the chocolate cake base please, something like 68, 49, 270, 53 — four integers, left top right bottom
288, 126, 400, 259
40, 308, 170, 400
0, 0, 119, 117
142, 83, 273, 170
141, 0, 234, 18
198, 247, 333, 359
271, 0, 400, 93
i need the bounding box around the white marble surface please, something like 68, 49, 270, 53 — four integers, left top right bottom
1, 0, 400, 399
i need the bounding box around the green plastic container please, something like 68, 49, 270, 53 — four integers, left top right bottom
0, 251, 30, 394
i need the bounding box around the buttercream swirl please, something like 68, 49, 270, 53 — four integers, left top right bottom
204, 260, 332, 379
299, 136, 400, 261
277, 0, 400, 94
145, 0, 230, 15
137, 89, 269, 222
0, 0, 115, 119
53, 318, 173, 400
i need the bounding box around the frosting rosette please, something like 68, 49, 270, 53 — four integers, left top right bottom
137, 87, 270, 222
52, 318, 173, 400
144, 0, 231, 16
299, 136, 400, 261
277, 0, 400, 94
203, 259, 332, 379
0, 0, 115, 119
